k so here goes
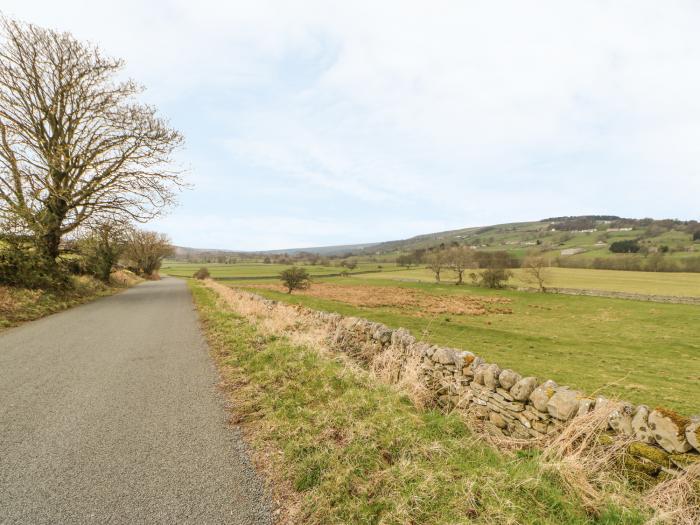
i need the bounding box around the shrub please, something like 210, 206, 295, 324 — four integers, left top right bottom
609, 239, 640, 253
279, 267, 311, 294
0, 245, 70, 289
693, 230, 700, 242
78, 224, 125, 282
477, 267, 513, 288
193, 267, 211, 280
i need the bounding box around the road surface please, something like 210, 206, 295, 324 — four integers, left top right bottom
0, 278, 271, 524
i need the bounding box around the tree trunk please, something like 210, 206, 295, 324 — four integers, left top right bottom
36, 194, 68, 267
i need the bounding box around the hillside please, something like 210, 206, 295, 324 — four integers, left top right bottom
175, 216, 700, 269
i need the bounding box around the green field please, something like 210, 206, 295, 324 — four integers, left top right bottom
161, 261, 397, 279
235, 277, 700, 414
167, 262, 700, 412
360, 266, 700, 297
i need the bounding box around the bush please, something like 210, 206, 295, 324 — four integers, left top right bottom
193, 267, 211, 280
477, 267, 513, 288
693, 230, 700, 241
0, 246, 70, 289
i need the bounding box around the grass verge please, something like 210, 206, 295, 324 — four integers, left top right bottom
190, 279, 648, 524
0, 271, 140, 330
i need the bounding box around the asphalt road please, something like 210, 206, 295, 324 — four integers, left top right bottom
0, 278, 271, 524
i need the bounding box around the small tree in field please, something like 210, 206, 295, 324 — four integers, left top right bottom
447, 246, 475, 285
522, 255, 550, 292
475, 251, 513, 289
279, 267, 311, 294
427, 250, 447, 282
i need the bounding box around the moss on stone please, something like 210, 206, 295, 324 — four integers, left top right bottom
598, 433, 615, 446
655, 407, 691, 435
656, 470, 678, 484
628, 441, 671, 467
670, 452, 700, 470
623, 454, 661, 477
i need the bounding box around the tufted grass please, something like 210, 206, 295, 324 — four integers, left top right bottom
190, 280, 648, 525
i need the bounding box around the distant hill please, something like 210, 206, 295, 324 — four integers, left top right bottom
174, 215, 699, 263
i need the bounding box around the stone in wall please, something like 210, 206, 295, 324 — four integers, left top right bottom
546, 388, 581, 421
529, 380, 557, 412
510, 376, 538, 401
686, 416, 700, 452
631, 406, 655, 444
609, 404, 634, 436
648, 409, 693, 453
483, 364, 501, 391
498, 369, 521, 390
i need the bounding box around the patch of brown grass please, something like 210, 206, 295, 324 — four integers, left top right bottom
644, 463, 700, 525
249, 282, 513, 316
539, 402, 637, 513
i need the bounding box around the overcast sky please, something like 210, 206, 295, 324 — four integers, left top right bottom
3, 1, 700, 250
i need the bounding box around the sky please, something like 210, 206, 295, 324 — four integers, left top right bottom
3, 1, 700, 250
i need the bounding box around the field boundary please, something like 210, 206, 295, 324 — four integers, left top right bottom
517, 286, 700, 305
213, 269, 384, 281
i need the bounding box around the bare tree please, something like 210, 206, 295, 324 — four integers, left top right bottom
123, 229, 173, 277
0, 18, 183, 266
522, 255, 550, 292
447, 246, 475, 285
426, 250, 446, 282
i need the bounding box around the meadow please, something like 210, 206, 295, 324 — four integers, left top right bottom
163, 262, 700, 413
160, 260, 394, 279
361, 266, 700, 297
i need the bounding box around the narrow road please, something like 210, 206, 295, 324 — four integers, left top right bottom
0, 278, 271, 524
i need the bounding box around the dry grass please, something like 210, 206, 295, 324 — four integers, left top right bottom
206, 280, 435, 409
248, 282, 513, 316
644, 463, 700, 525
538, 403, 639, 514
369, 343, 435, 410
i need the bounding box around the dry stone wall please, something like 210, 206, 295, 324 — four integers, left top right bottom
233, 289, 700, 481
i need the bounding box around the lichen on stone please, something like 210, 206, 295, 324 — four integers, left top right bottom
655, 406, 691, 435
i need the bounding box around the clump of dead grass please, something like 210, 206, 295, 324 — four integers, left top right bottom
369, 345, 435, 410
538, 402, 637, 513
644, 463, 700, 525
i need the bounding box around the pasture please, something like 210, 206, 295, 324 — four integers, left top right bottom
237, 277, 700, 414
165, 261, 700, 412
160, 260, 396, 279
360, 266, 700, 297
